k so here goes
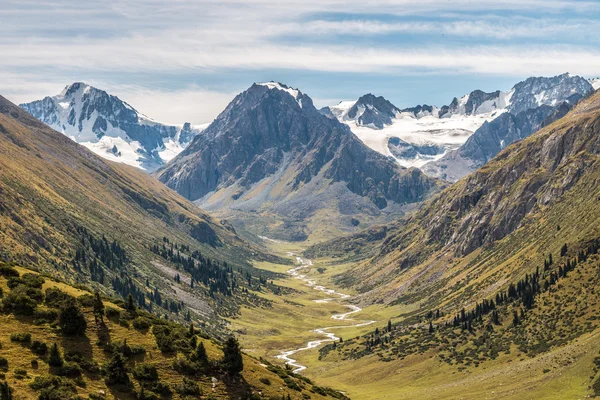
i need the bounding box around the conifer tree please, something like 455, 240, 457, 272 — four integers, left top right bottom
59, 301, 87, 336
387, 320, 392, 332
48, 343, 63, 367
105, 352, 130, 386
222, 337, 243, 375
93, 291, 105, 323
126, 293, 137, 316
429, 321, 434, 333
0, 381, 12, 400
192, 342, 209, 368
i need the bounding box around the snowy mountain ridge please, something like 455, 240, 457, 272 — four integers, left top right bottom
323, 73, 593, 168
20, 82, 204, 171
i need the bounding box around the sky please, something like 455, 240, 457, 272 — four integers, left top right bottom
1, 0, 600, 125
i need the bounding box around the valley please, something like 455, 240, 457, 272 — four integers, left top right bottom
2, 6, 600, 396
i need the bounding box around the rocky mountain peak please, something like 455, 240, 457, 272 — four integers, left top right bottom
20, 83, 202, 171
508, 72, 592, 114
156, 83, 441, 241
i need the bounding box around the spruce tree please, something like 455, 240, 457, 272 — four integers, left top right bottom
192, 342, 209, 367
221, 337, 243, 375
48, 343, 63, 367
126, 294, 137, 316
387, 320, 392, 332
0, 381, 13, 400
59, 301, 87, 336
93, 291, 105, 323
429, 321, 434, 333
105, 352, 130, 386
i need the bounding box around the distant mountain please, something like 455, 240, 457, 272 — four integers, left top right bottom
322, 89, 511, 168
313, 87, 600, 306
20, 83, 204, 171
324, 73, 594, 175
156, 82, 441, 241
423, 74, 593, 181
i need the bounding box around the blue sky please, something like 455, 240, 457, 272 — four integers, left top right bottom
1, 0, 599, 124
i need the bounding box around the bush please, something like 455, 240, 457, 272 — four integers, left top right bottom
6, 277, 24, 289
137, 387, 160, 400
171, 357, 198, 376
76, 294, 95, 307
175, 378, 201, 396
132, 317, 151, 331
0, 357, 8, 368
133, 364, 158, 381
37, 385, 77, 400
148, 381, 171, 396
33, 309, 59, 325
31, 340, 48, 355
20, 273, 45, 288
0, 264, 19, 277
10, 332, 31, 343
30, 375, 62, 390
259, 377, 271, 385
105, 307, 121, 319
3, 286, 40, 315
153, 326, 176, 353
13, 368, 28, 379
44, 288, 75, 309
55, 362, 82, 378
58, 302, 87, 336
64, 350, 100, 373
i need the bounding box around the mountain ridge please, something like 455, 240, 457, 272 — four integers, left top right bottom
156, 82, 442, 241
20, 83, 203, 171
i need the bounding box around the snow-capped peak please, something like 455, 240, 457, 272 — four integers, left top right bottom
591, 78, 600, 91
257, 81, 303, 106
20, 83, 204, 171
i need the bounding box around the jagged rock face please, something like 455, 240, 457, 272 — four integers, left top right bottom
440, 90, 505, 118
20, 83, 201, 170
508, 73, 592, 115
459, 104, 560, 165
400, 104, 435, 117
422, 75, 593, 181
379, 90, 600, 263
388, 137, 445, 160
156, 83, 440, 238
346, 94, 401, 129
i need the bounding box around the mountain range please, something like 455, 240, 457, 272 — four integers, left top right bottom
324, 73, 595, 180
20, 83, 204, 171
155, 82, 441, 241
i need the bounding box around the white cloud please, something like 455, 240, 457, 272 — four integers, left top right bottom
107, 86, 237, 125
1, 0, 600, 124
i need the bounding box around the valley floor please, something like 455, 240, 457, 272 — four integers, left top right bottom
233, 240, 600, 400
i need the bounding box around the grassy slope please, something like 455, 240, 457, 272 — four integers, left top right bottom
327, 90, 600, 308
0, 95, 287, 331
233, 91, 600, 398
0, 95, 258, 270
0, 263, 343, 400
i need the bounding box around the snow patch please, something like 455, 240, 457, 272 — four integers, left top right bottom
258, 82, 303, 107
